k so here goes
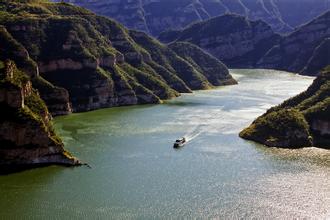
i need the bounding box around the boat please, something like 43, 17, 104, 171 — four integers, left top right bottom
173, 137, 186, 148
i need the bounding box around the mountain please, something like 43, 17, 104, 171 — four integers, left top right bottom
257, 11, 330, 76
159, 11, 330, 75
159, 14, 281, 68
240, 66, 330, 149
0, 0, 235, 116
54, 0, 330, 36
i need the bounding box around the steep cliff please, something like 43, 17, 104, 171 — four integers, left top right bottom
257, 11, 330, 76
0, 60, 80, 167
240, 67, 330, 149
0, 1, 235, 116
0, 25, 73, 116
159, 14, 281, 68
55, 0, 330, 36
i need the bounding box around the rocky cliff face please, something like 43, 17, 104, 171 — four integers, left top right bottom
0, 1, 236, 116
257, 11, 330, 76
159, 14, 281, 68
0, 60, 80, 167
240, 67, 330, 149
55, 0, 330, 36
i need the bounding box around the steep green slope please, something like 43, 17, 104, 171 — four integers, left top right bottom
0, 59, 80, 167
129, 30, 236, 90
240, 67, 330, 149
0, 0, 235, 116
168, 42, 236, 86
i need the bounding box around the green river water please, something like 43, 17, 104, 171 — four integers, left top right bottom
0, 69, 329, 219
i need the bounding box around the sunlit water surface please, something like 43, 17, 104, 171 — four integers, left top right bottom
0, 70, 329, 219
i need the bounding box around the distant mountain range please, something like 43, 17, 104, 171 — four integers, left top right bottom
55, 0, 330, 36
159, 11, 330, 75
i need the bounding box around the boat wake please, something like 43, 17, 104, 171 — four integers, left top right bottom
184, 125, 204, 143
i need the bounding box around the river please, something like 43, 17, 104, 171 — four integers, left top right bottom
0, 69, 329, 219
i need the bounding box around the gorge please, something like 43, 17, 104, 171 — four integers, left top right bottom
0, 0, 329, 219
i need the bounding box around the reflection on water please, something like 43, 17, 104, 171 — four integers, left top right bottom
0, 69, 329, 219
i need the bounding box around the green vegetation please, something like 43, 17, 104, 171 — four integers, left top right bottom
240, 67, 330, 149
240, 109, 312, 148
169, 42, 236, 86
129, 30, 227, 90
25, 89, 48, 116
121, 63, 178, 99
